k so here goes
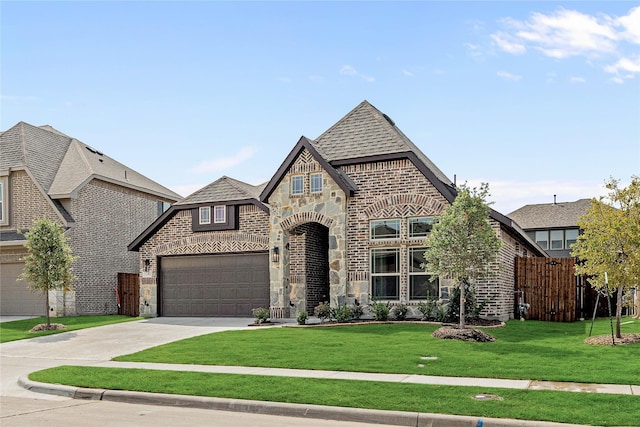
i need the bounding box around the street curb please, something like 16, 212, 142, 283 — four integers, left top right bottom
18, 376, 589, 427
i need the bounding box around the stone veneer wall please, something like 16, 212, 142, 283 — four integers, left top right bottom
267, 149, 347, 317
69, 179, 171, 314
137, 204, 269, 317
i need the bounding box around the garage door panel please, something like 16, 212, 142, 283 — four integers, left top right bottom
161, 253, 269, 317
0, 262, 47, 316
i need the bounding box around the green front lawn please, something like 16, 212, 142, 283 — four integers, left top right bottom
0, 315, 141, 343
115, 318, 640, 385
30, 366, 640, 426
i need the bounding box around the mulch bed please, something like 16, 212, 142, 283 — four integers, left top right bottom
432, 326, 496, 342
584, 333, 640, 346
30, 323, 67, 332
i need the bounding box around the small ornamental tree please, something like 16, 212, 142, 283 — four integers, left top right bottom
19, 219, 76, 329
572, 176, 640, 337
423, 183, 501, 329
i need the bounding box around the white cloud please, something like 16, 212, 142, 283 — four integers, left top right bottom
308, 75, 323, 81
569, 76, 586, 83
361, 75, 375, 83
188, 147, 257, 174
497, 70, 522, 81
490, 6, 640, 81
278, 77, 291, 83
340, 65, 357, 76
402, 69, 414, 77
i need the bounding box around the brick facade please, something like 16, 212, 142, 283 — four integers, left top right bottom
136, 204, 270, 316
1, 170, 62, 230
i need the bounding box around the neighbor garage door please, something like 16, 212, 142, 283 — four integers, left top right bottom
0, 262, 46, 315
160, 253, 269, 317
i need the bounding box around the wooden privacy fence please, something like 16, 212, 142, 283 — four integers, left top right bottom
117, 273, 140, 317
515, 257, 577, 322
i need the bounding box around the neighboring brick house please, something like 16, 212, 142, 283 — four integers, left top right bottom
508, 198, 591, 258
0, 122, 180, 316
130, 101, 545, 321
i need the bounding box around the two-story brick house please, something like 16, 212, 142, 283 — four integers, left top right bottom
130, 101, 545, 321
0, 122, 180, 316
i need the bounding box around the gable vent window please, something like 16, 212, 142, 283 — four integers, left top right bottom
199, 206, 211, 225
310, 173, 323, 193
214, 205, 226, 224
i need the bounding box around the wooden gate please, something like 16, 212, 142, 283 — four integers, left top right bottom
117, 273, 140, 317
515, 257, 577, 322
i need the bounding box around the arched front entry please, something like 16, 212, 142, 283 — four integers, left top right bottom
288, 222, 330, 314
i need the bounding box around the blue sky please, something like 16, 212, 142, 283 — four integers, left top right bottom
2, 1, 638, 214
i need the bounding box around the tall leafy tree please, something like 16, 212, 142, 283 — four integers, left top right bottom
572, 176, 640, 338
20, 219, 76, 328
423, 183, 501, 328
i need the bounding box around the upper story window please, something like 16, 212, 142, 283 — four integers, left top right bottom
199, 206, 211, 225
310, 173, 323, 193
214, 205, 226, 224
550, 230, 563, 250
409, 217, 437, 238
291, 175, 304, 195
565, 229, 579, 248
157, 201, 171, 217
0, 177, 7, 226
535, 231, 548, 250
370, 219, 401, 240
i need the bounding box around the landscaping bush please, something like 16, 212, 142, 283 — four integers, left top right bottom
252, 307, 270, 324
445, 283, 489, 322
315, 302, 331, 323
370, 301, 390, 321
392, 303, 408, 321
331, 304, 353, 323
351, 304, 364, 320
417, 298, 438, 320
296, 309, 308, 325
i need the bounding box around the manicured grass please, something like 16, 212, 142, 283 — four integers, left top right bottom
115, 318, 640, 385
0, 315, 141, 343
30, 366, 640, 426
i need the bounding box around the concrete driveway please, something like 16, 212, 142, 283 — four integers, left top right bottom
0, 317, 260, 399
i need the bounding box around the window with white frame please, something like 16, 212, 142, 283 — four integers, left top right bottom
0, 178, 5, 225
371, 248, 400, 300
199, 206, 211, 224
409, 217, 437, 238
565, 229, 579, 248
310, 173, 323, 193
550, 230, 563, 250
535, 231, 548, 250
409, 247, 439, 299
214, 205, 226, 223
370, 219, 401, 240
291, 175, 304, 195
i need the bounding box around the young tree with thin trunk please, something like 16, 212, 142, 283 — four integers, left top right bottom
20, 219, 76, 328
423, 183, 501, 328
572, 176, 640, 338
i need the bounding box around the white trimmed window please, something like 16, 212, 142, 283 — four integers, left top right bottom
0, 177, 7, 226
550, 230, 563, 250
565, 229, 579, 248
370, 219, 401, 240
199, 206, 211, 224
291, 175, 304, 195
371, 248, 400, 300
535, 231, 548, 250
310, 173, 323, 193
214, 205, 226, 224
409, 217, 437, 238
409, 248, 439, 299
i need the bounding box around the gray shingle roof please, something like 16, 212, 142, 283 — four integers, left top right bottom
313, 100, 453, 185
1, 122, 181, 202
508, 199, 592, 229
177, 176, 266, 205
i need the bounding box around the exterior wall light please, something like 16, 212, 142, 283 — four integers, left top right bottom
271, 247, 280, 263
143, 258, 151, 271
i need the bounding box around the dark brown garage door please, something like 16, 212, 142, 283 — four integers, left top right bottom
160, 253, 269, 317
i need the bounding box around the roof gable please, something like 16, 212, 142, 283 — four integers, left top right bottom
176, 175, 267, 207
260, 136, 358, 202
